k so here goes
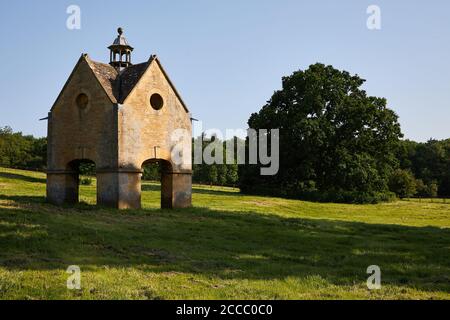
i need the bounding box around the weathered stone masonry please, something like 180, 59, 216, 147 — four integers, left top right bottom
46, 28, 192, 209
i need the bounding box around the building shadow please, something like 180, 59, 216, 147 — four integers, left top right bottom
0, 172, 46, 184
141, 183, 241, 197
191, 186, 241, 197
141, 183, 160, 192
0, 193, 449, 295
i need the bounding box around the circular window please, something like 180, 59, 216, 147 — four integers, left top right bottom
76, 93, 89, 110
150, 93, 164, 110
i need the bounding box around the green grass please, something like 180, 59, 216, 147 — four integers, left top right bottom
0, 167, 449, 300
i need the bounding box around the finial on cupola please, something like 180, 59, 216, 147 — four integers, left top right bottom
108, 27, 134, 71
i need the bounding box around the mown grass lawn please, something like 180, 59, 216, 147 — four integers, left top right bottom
0, 167, 449, 300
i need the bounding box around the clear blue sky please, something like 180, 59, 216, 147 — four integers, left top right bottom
1, 0, 449, 141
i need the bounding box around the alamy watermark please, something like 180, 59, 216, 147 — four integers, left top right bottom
366, 265, 381, 290
66, 5, 81, 30
170, 121, 279, 176
66, 265, 81, 290
367, 5, 381, 30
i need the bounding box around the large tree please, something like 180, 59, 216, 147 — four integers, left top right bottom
240, 63, 403, 203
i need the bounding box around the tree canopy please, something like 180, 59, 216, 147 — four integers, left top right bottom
396, 138, 450, 197
240, 63, 403, 203
0, 126, 46, 170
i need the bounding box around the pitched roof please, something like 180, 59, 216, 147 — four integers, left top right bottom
51, 54, 189, 112
86, 55, 189, 111
118, 61, 149, 102
85, 59, 119, 103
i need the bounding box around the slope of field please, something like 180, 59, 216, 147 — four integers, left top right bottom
0, 167, 449, 299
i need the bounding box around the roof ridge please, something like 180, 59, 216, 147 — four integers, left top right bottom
117, 57, 153, 103
84, 55, 119, 103
83, 55, 188, 112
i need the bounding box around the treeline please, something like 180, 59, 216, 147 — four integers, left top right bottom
191, 136, 239, 186
0, 126, 47, 170
1, 124, 449, 199
393, 139, 450, 198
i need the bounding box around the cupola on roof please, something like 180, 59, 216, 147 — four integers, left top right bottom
108, 27, 133, 49
108, 27, 133, 71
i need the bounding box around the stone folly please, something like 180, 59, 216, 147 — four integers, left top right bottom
46, 28, 192, 209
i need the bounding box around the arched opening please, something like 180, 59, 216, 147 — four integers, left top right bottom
67, 159, 97, 205
141, 159, 173, 209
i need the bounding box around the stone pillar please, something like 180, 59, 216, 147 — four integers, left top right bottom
46, 171, 79, 205
97, 170, 142, 209
96, 172, 118, 207
117, 171, 142, 209
161, 172, 192, 209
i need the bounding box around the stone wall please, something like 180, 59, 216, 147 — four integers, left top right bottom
118, 61, 192, 173
48, 56, 118, 171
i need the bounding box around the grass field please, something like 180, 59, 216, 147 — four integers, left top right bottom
0, 167, 449, 300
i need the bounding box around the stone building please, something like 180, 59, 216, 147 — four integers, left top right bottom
46, 28, 192, 209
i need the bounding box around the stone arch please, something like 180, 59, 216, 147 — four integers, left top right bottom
142, 158, 172, 208
47, 158, 96, 205
66, 158, 96, 171
141, 158, 191, 209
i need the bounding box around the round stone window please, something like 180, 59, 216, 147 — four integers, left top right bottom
150, 93, 164, 110
76, 93, 89, 110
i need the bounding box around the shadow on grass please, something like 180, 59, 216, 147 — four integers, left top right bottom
0, 172, 46, 184
0, 194, 449, 294
142, 183, 241, 197
141, 183, 160, 192
191, 186, 241, 197
0, 195, 46, 204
